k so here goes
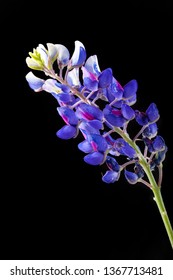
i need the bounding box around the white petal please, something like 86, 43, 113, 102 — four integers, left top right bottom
55, 44, 70, 65
47, 43, 59, 62
85, 55, 101, 75
66, 68, 81, 86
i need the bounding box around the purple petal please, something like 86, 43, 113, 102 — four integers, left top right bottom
76, 103, 103, 121
102, 170, 120, 183
154, 146, 168, 166
146, 103, 160, 122
121, 104, 135, 120
106, 156, 120, 172
112, 100, 123, 108
79, 121, 100, 136
82, 66, 98, 91
143, 138, 154, 153
98, 68, 112, 88
135, 111, 148, 126
142, 123, 158, 138
153, 136, 165, 151
135, 163, 144, 178
57, 93, 72, 103
125, 93, 137, 106
115, 138, 136, 158
124, 170, 138, 184
25, 72, 44, 92
71, 41, 86, 67
104, 114, 125, 127
56, 125, 77, 139
123, 79, 138, 98
84, 152, 104, 165
108, 78, 123, 99
78, 140, 93, 153
104, 134, 116, 146
88, 120, 103, 130
87, 134, 108, 152
57, 107, 78, 125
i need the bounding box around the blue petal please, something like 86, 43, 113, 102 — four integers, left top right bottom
87, 134, 108, 152
125, 93, 137, 106
25, 72, 44, 92
98, 68, 112, 88
142, 123, 158, 138
82, 66, 98, 91
135, 111, 149, 126
71, 41, 86, 67
121, 104, 135, 120
57, 107, 78, 125
104, 114, 125, 127
112, 100, 123, 108
108, 78, 123, 99
78, 140, 93, 153
76, 103, 103, 121
134, 163, 144, 178
123, 79, 138, 98
105, 89, 115, 103
153, 136, 165, 151
146, 103, 160, 122
104, 134, 116, 146
102, 170, 120, 183
143, 138, 154, 153
79, 122, 100, 137
83, 77, 98, 92
85, 55, 101, 76
106, 156, 120, 172
154, 146, 168, 166
124, 170, 138, 184
115, 138, 136, 158
88, 120, 103, 130
84, 152, 104, 165
56, 125, 77, 139
57, 93, 72, 103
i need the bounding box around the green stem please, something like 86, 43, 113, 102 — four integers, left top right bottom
153, 187, 173, 249
114, 127, 173, 249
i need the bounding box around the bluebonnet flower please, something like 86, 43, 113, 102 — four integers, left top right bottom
26, 40, 173, 250
26, 72, 45, 92
135, 103, 159, 126
25, 40, 166, 186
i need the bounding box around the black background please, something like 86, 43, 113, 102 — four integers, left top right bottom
1, 1, 173, 260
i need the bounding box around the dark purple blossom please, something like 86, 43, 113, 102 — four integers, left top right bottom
135, 103, 159, 126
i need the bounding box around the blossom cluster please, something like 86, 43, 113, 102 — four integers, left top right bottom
26, 41, 167, 185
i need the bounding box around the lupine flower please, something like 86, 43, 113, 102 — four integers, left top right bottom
26, 40, 173, 249
70, 41, 86, 68
55, 44, 70, 67
26, 43, 59, 70
135, 102, 159, 126
56, 107, 78, 139
102, 156, 120, 183
26, 72, 45, 92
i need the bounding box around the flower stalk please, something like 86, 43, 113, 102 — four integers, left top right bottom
113, 127, 173, 249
